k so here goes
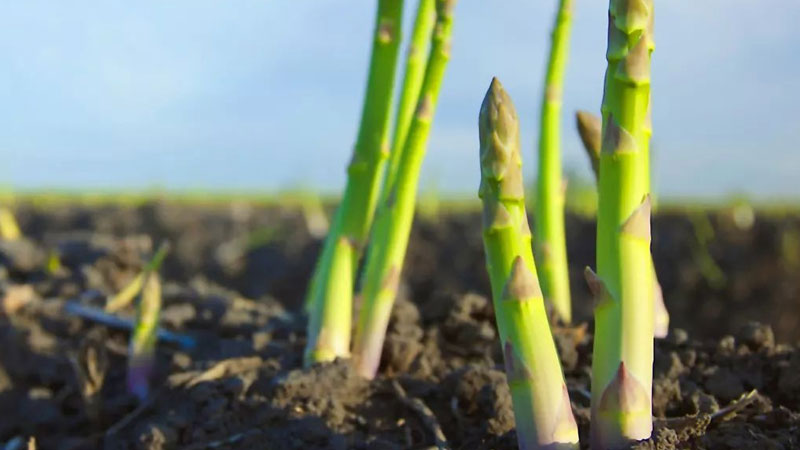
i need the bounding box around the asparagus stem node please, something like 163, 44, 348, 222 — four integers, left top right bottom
352, 0, 457, 379
575, 110, 602, 179
535, 0, 575, 324
479, 78, 578, 450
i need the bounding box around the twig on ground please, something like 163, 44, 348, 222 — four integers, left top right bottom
104, 389, 162, 439
62, 300, 196, 350
391, 380, 448, 450
191, 429, 263, 449
169, 356, 263, 388
653, 389, 760, 443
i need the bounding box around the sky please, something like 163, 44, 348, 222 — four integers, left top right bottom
1, 1, 798, 198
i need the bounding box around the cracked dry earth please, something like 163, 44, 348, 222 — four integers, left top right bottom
0, 202, 798, 449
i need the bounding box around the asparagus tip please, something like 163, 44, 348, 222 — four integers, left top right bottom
478, 77, 523, 201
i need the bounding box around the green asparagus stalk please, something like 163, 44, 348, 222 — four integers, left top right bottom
479, 78, 578, 449
304, 0, 405, 365
590, 0, 656, 447
305, 237, 353, 362
106, 241, 170, 313
351, 0, 457, 379
127, 271, 162, 401
382, 0, 436, 197
575, 110, 669, 339
535, 0, 575, 324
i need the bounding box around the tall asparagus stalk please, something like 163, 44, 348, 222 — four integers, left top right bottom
383, 0, 436, 198
352, 0, 457, 379
479, 78, 578, 450
576, 109, 668, 339
535, 0, 575, 323
590, 0, 656, 447
305, 0, 405, 365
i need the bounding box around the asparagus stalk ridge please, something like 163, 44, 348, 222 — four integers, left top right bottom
590, 0, 656, 446
480, 78, 579, 450
304, 0, 405, 366
352, 0, 457, 379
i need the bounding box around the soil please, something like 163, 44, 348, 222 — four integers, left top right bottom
0, 201, 798, 449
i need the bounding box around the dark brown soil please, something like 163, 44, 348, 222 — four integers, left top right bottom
1, 201, 798, 449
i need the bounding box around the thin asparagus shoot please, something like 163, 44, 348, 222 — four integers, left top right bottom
535, 0, 575, 323
127, 271, 162, 401
304, 0, 405, 365
575, 111, 669, 338
590, 0, 656, 446
352, 0, 458, 379
479, 78, 578, 449
106, 241, 171, 313
382, 0, 436, 198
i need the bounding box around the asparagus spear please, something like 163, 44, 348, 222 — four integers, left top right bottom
351, 0, 457, 379
535, 0, 575, 323
106, 241, 170, 313
127, 271, 162, 401
479, 78, 578, 450
304, 0, 405, 365
382, 0, 436, 198
590, 0, 656, 447
575, 109, 669, 339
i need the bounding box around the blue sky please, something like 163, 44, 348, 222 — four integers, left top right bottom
1, 1, 798, 198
